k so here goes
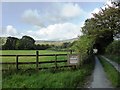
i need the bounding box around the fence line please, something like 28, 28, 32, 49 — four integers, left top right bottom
1, 51, 74, 70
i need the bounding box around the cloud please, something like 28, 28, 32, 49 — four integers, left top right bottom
6, 25, 17, 35
0, 25, 18, 37
21, 3, 84, 27
25, 23, 82, 40
61, 3, 81, 17
1, 16, 83, 41
22, 9, 45, 27
88, 8, 100, 18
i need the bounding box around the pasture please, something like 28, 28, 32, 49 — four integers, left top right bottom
1, 50, 70, 70
1, 50, 95, 88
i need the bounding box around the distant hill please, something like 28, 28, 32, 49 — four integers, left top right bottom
35, 38, 78, 45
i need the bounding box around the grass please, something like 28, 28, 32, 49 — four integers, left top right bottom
2, 55, 95, 88
1, 50, 70, 70
105, 54, 120, 64
2, 50, 94, 88
1, 50, 69, 55
98, 56, 120, 87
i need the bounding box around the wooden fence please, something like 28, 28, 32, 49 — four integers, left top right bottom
0, 51, 74, 70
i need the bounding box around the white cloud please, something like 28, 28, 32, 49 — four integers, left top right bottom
0, 25, 18, 37
25, 23, 82, 40
21, 3, 85, 27
6, 25, 17, 36
22, 9, 45, 26
61, 3, 81, 17
88, 8, 100, 18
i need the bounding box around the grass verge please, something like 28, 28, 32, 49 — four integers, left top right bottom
105, 54, 120, 64
98, 56, 120, 87
2, 56, 94, 88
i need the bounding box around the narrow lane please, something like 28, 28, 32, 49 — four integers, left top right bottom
88, 56, 113, 88
101, 56, 120, 73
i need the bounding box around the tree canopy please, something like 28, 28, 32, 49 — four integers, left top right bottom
2, 36, 36, 50
18, 36, 35, 50
2, 37, 19, 50
81, 1, 120, 53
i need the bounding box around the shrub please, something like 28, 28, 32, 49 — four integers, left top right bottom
72, 35, 95, 65
106, 40, 120, 55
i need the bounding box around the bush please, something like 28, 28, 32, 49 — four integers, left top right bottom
72, 35, 95, 65
106, 40, 120, 55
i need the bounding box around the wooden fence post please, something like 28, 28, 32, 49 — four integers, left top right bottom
55, 54, 57, 69
16, 55, 19, 70
36, 51, 39, 69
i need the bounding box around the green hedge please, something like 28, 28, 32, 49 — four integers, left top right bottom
106, 40, 120, 55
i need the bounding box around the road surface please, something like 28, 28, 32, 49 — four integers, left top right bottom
87, 56, 113, 88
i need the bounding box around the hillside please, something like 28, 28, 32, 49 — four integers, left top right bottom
35, 38, 78, 45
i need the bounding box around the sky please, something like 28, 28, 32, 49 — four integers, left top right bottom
1, 0, 114, 40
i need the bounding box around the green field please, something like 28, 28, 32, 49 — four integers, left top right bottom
1, 50, 95, 88
1, 50, 71, 70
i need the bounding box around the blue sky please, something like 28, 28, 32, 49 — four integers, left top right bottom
1, 1, 112, 40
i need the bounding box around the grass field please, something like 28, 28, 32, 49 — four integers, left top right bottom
1, 50, 95, 88
1, 50, 70, 70
98, 56, 120, 87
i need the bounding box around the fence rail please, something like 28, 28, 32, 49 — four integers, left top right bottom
0, 54, 67, 57
0, 60, 67, 64
0, 51, 74, 70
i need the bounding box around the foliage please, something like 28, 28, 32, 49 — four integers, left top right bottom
17, 36, 35, 50
105, 40, 120, 55
2, 36, 35, 50
1, 36, 73, 50
105, 54, 120, 64
81, 2, 120, 53
72, 35, 95, 65
61, 42, 71, 48
35, 44, 51, 50
2, 37, 19, 50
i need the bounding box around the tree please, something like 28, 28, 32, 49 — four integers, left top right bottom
3, 37, 19, 50
72, 35, 95, 65
18, 36, 35, 50
106, 40, 120, 55
62, 42, 71, 48
81, 2, 120, 53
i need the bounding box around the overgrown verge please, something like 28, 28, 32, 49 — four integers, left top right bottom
98, 56, 120, 87
104, 55, 120, 64
2, 56, 94, 88
105, 40, 120, 64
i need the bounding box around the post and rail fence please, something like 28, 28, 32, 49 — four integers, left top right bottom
0, 50, 75, 70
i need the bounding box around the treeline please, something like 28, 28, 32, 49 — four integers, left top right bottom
1, 35, 74, 50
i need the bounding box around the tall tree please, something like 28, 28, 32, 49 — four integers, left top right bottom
18, 36, 35, 50
81, 2, 120, 53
